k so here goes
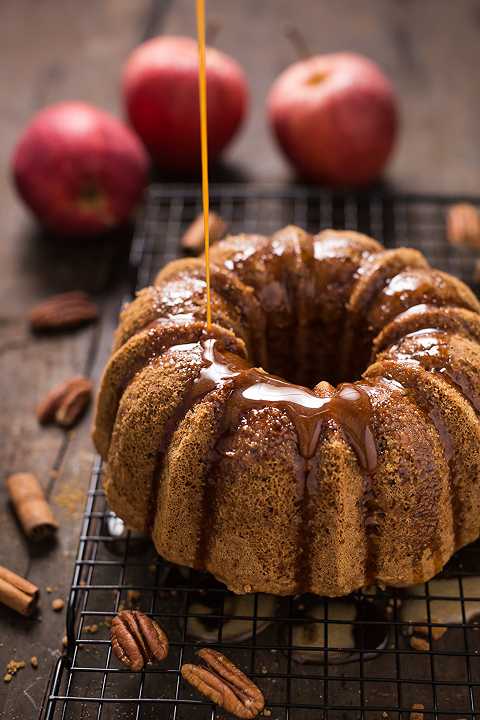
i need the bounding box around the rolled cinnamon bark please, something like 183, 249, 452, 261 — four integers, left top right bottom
0, 566, 39, 616
6, 473, 58, 541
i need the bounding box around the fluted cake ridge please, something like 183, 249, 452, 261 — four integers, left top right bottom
93, 226, 480, 595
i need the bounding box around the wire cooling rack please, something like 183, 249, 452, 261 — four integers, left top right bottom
43, 185, 480, 720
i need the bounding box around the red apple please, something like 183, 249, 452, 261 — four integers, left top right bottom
12, 102, 149, 237
267, 53, 398, 186
123, 35, 248, 174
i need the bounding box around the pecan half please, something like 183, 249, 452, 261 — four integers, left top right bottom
37, 376, 92, 427
111, 610, 168, 671
37, 376, 91, 425
181, 212, 228, 254
446, 202, 480, 249
29, 291, 98, 332
54, 378, 93, 428
181, 648, 265, 719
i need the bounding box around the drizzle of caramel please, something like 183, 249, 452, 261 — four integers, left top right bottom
389, 328, 480, 413
171, 338, 377, 471
196, 0, 212, 327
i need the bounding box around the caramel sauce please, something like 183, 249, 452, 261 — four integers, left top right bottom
166, 338, 378, 586
196, 0, 212, 328
389, 329, 480, 413
382, 270, 433, 297
171, 338, 377, 471
370, 271, 446, 331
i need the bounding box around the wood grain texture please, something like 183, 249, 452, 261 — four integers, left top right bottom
0, 1, 153, 717
0, 0, 479, 717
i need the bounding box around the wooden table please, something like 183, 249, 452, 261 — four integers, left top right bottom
1, 0, 479, 716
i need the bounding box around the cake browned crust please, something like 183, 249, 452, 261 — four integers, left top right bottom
93, 227, 480, 596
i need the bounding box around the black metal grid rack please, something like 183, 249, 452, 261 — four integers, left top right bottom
43, 185, 480, 720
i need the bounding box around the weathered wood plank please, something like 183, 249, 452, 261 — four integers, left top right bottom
0, 0, 154, 716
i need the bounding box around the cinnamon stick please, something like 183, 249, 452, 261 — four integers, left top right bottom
0, 566, 39, 616
6, 473, 58, 541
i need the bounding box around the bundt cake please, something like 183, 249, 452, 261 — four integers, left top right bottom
93, 226, 480, 596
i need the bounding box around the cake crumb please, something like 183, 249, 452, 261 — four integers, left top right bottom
413, 624, 447, 641
83, 624, 99, 634
53, 482, 86, 517
62, 635, 68, 648
410, 702, 425, 720
52, 598, 65, 612
410, 635, 430, 652
30, 656, 38, 669
4, 659, 26, 682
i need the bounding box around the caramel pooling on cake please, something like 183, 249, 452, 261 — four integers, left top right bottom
183, 338, 377, 470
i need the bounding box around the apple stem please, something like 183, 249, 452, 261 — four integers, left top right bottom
206, 19, 221, 45
285, 26, 312, 59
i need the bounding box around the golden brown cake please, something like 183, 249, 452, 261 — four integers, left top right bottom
93, 226, 480, 596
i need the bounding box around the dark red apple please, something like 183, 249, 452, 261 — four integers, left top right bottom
267, 53, 398, 186
123, 35, 248, 174
12, 102, 149, 237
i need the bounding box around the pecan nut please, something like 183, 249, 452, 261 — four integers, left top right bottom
181, 212, 228, 254
37, 376, 92, 427
29, 291, 99, 331
37, 376, 90, 425
446, 202, 480, 249
181, 648, 265, 719
111, 610, 168, 671
54, 378, 93, 428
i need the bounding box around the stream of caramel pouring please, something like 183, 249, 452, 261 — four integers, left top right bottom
196, 0, 212, 328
